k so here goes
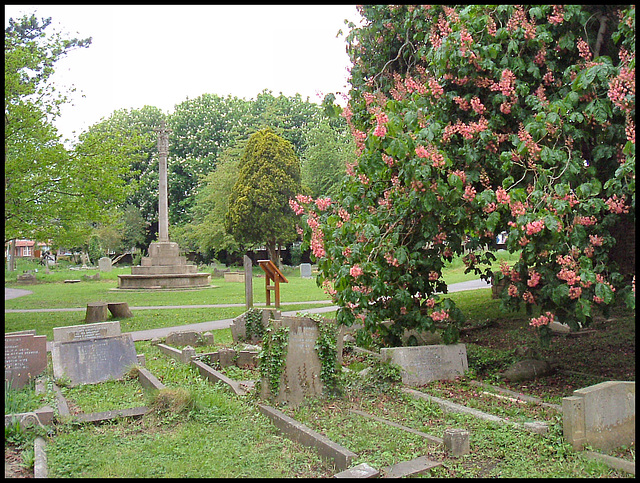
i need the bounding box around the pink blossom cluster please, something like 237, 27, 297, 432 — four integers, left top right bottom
428, 78, 444, 99
548, 5, 564, 25
522, 291, 536, 304
534, 45, 547, 66
450, 169, 467, 184
556, 254, 577, 269
500, 261, 511, 276
425, 298, 436, 308
486, 15, 497, 36
605, 194, 629, 214
529, 311, 555, 328
525, 219, 545, 235
404, 75, 428, 95
428, 271, 440, 281
342, 246, 352, 258
518, 124, 541, 161
289, 199, 305, 216
491, 69, 516, 97
508, 284, 519, 297
306, 212, 326, 258
574, 215, 597, 226
430, 309, 449, 322
518, 236, 530, 247
415, 143, 446, 168
510, 201, 527, 217
358, 173, 370, 185
382, 153, 396, 167
527, 269, 541, 287
432, 231, 447, 245
385, 253, 400, 267
470, 96, 486, 115
338, 208, 350, 222
350, 264, 364, 278
442, 117, 489, 142
588, 234, 603, 246
373, 111, 389, 137
535, 85, 548, 105
483, 202, 497, 213
496, 186, 510, 204
463, 184, 476, 202
453, 96, 471, 111
506, 5, 536, 40
557, 268, 580, 285
569, 286, 582, 299
542, 70, 555, 86
315, 197, 332, 211
577, 38, 592, 61
321, 279, 337, 297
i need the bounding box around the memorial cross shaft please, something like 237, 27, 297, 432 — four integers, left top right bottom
154, 120, 172, 243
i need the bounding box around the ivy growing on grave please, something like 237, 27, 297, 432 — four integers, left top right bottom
305, 313, 341, 396
245, 308, 265, 341
258, 322, 289, 398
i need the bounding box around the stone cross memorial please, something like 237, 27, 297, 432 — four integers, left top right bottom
117, 120, 210, 289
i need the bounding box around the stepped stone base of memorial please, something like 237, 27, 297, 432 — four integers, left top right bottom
117, 242, 211, 289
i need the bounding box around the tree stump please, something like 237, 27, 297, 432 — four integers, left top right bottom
85, 302, 108, 323
107, 302, 133, 319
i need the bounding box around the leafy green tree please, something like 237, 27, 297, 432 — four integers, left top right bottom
295, 5, 635, 346
174, 146, 243, 260
5, 14, 133, 248
226, 128, 305, 265
301, 119, 353, 199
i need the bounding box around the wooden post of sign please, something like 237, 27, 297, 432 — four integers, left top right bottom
258, 260, 289, 308
244, 255, 253, 310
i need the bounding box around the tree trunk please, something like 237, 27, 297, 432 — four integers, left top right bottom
9, 238, 16, 271
266, 240, 280, 269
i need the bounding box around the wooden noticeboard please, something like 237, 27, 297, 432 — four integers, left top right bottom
258, 259, 289, 308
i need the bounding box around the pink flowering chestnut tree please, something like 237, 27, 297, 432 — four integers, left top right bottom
293, 5, 635, 346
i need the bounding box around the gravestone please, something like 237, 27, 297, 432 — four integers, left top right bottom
51, 334, 138, 386
231, 308, 281, 343
381, 344, 468, 385
260, 315, 325, 407
300, 263, 312, 279
16, 273, 37, 284
98, 257, 112, 272
54, 321, 121, 343
563, 381, 635, 451
5, 333, 48, 389
165, 330, 214, 347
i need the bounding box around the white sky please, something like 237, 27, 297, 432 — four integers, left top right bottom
5, 4, 362, 143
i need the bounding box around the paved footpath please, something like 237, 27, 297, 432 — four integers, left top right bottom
5, 279, 491, 351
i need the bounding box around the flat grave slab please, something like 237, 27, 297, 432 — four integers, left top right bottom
381, 344, 468, 385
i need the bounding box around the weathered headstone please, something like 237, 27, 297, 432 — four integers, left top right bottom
98, 257, 112, 272
381, 344, 468, 385
53, 321, 121, 343
261, 316, 325, 407
5, 333, 48, 389
231, 308, 281, 343
16, 273, 37, 284
563, 381, 635, 451
51, 334, 138, 386
300, 263, 312, 279
165, 330, 214, 347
